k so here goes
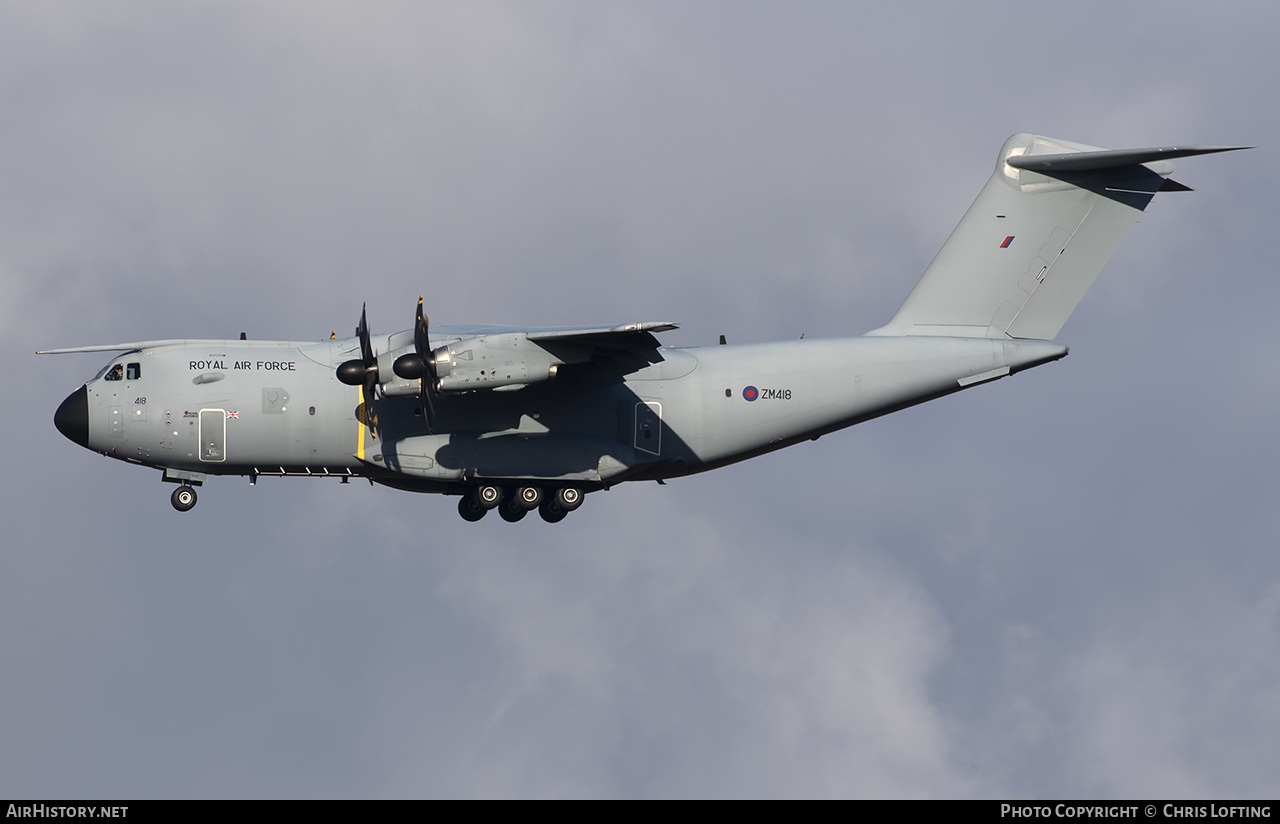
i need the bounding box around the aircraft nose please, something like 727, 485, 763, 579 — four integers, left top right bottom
54, 385, 89, 448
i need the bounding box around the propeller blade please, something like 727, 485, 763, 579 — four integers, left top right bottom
414, 296, 428, 360
357, 302, 374, 368
337, 302, 380, 386
415, 296, 437, 433
393, 297, 432, 381
419, 378, 436, 432
337, 303, 380, 438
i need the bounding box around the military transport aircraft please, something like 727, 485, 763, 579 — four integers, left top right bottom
42, 134, 1243, 523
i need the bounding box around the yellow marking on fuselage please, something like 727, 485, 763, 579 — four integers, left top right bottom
357, 385, 366, 461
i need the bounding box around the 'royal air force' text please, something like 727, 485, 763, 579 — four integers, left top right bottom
188, 360, 296, 371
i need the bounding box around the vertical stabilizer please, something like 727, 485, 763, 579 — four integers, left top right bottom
866, 134, 1244, 341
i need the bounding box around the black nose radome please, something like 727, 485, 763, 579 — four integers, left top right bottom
54, 385, 89, 448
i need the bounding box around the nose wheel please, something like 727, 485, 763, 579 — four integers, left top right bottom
170, 485, 198, 512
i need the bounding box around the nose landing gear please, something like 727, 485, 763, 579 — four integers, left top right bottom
170, 485, 198, 512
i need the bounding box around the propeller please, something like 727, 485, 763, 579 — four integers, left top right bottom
336, 303, 380, 433
393, 296, 438, 432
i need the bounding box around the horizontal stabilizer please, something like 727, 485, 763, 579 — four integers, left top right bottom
1006, 144, 1247, 174
868, 133, 1246, 341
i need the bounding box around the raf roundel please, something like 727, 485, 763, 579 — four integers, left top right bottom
742, 385, 759, 402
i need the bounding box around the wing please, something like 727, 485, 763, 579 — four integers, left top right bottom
416, 321, 680, 392
38, 340, 196, 354
526, 321, 679, 351
359, 319, 682, 398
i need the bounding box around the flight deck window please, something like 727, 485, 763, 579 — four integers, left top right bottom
104, 364, 123, 381
126, 362, 141, 380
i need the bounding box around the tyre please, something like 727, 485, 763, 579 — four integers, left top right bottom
539, 498, 568, 523
516, 486, 543, 510
499, 499, 528, 522
475, 484, 503, 510
554, 487, 583, 511
171, 485, 197, 512
458, 495, 487, 522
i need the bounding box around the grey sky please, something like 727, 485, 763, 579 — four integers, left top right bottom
3, 1, 1278, 798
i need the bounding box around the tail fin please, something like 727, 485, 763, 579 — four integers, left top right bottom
867, 133, 1245, 340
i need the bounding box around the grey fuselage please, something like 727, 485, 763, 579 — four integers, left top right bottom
61, 329, 1067, 494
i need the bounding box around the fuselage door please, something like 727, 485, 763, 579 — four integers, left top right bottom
199, 409, 226, 462
634, 401, 662, 456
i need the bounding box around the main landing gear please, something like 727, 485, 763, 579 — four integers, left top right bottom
170, 485, 198, 512
457, 484, 583, 523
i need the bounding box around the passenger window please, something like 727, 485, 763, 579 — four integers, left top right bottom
126, 362, 141, 380
104, 364, 124, 381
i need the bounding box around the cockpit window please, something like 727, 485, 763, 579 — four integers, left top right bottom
104, 364, 124, 381
126, 362, 141, 380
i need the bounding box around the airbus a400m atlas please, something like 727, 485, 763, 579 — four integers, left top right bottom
44, 134, 1242, 523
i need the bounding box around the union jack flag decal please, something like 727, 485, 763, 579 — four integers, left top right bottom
226, 411, 239, 419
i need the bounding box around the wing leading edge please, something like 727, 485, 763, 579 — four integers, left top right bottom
526, 321, 679, 351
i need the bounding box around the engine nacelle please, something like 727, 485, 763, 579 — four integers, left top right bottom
434, 334, 561, 392
376, 346, 422, 397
